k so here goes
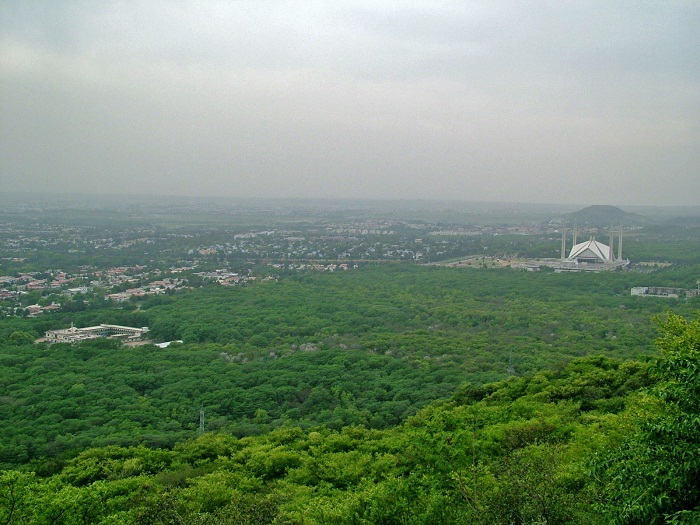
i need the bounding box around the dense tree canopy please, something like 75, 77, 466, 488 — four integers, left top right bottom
595, 313, 700, 523
1, 265, 697, 470
0, 341, 671, 524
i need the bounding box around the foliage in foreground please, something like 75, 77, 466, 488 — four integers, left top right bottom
0, 351, 652, 524
594, 313, 700, 524
1, 313, 698, 524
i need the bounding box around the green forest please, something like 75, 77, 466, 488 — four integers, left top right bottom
1, 314, 699, 523
2, 266, 699, 466
2, 258, 700, 522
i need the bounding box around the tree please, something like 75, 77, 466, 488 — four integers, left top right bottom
596, 313, 700, 524
0, 470, 35, 525
8, 331, 35, 346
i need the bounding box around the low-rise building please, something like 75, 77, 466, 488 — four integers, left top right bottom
45, 323, 149, 344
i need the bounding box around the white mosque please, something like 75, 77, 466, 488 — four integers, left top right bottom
567, 237, 615, 263
510, 220, 631, 272
558, 224, 628, 270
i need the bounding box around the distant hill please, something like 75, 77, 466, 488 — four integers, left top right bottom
566, 205, 645, 226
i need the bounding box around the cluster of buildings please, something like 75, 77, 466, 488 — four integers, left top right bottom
193, 269, 259, 286
1, 265, 191, 309
269, 262, 355, 272
0, 271, 74, 291
106, 278, 183, 302
192, 227, 440, 263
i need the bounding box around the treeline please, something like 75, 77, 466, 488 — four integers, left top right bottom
2, 314, 699, 524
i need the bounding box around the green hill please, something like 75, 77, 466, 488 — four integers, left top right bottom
567, 204, 645, 226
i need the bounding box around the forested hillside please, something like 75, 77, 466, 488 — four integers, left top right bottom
1, 314, 699, 524
2, 265, 698, 470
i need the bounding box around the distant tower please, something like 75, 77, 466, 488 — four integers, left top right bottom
199, 406, 205, 435
573, 220, 577, 247
608, 225, 614, 262
561, 227, 566, 261
617, 225, 623, 261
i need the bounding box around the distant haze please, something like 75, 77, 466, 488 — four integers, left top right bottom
1, 2, 698, 206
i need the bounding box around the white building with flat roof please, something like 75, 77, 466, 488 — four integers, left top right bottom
45, 323, 148, 344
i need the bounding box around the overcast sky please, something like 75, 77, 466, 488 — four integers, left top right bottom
1, 2, 698, 206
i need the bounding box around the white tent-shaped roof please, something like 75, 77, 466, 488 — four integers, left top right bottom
567, 236, 612, 263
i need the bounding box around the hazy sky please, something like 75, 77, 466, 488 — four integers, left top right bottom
1, 2, 698, 206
